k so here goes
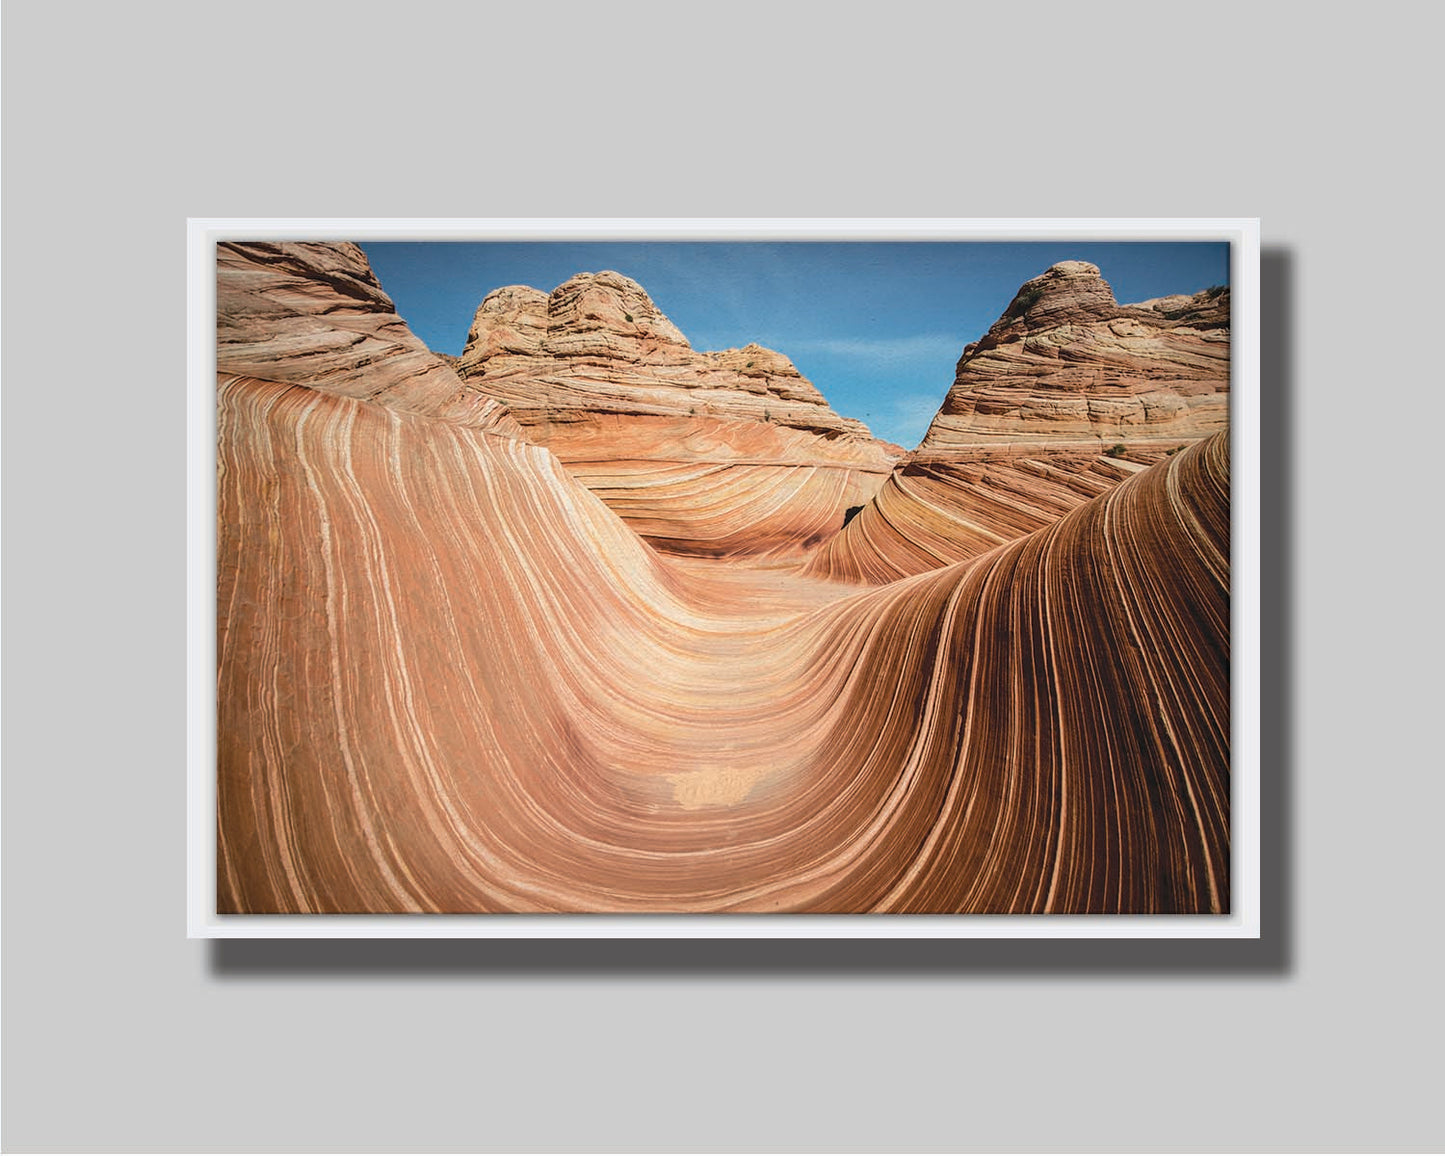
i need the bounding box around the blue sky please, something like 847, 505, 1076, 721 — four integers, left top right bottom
361, 241, 1229, 448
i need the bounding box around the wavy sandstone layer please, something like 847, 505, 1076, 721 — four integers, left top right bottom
216, 381, 1229, 914
455, 270, 900, 557
806, 445, 1174, 585
807, 261, 1230, 584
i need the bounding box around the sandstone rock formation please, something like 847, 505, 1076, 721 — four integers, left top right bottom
807, 261, 1230, 584
918, 260, 1229, 451
214, 242, 1230, 915
454, 270, 901, 557
217, 242, 522, 435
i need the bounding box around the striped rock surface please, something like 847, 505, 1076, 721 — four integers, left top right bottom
807, 262, 1230, 584
805, 442, 1181, 584
216, 375, 1230, 915
454, 270, 901, 558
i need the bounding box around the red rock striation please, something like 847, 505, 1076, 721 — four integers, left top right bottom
807, 261, 1230, 583
455, 270, 901, 557
214, 243, 1230, 915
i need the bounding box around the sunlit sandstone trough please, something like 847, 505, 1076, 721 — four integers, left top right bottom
216, 242, 1230, 914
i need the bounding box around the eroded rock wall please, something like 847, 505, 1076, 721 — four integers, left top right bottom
456, 270, 901, 557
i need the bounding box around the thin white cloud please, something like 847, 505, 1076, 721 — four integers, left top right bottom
874, 391, 944, 449
776, 333, 964, 361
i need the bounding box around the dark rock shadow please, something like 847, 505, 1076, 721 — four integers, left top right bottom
209, 246, 1297, 981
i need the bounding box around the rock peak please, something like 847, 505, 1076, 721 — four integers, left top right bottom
481, 283, 548, 308
1001, 260, 1120, 328
552, 269, 647, 295
545, 269, 691, 350
1044, 259, 1102, 277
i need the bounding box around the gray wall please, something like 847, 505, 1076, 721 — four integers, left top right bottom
4, 3, 1439, 1151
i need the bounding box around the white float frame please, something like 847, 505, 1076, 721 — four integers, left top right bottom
188, 218, 1261, 939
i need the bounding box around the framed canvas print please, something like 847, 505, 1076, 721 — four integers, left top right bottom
188, 218, 1259, 938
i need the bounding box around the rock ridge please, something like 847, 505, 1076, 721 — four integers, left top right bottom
459, 270, 879, 440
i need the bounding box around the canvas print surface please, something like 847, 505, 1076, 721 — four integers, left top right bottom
214, 237, 1231, 915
